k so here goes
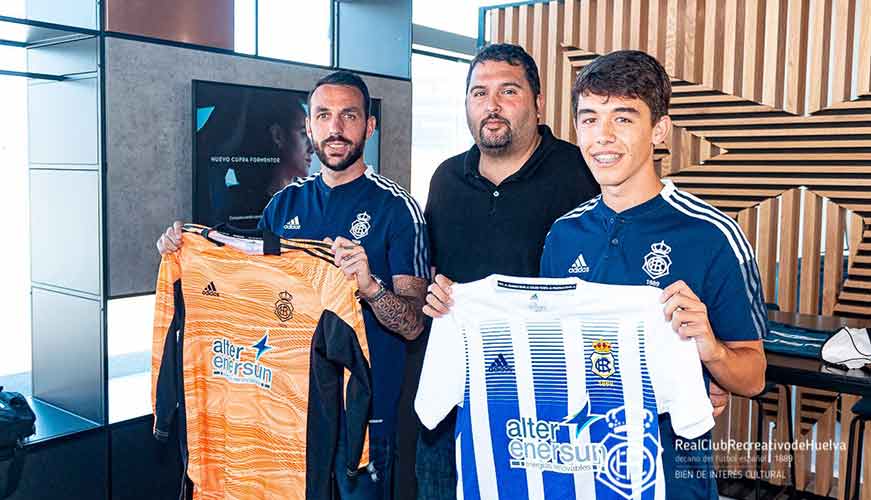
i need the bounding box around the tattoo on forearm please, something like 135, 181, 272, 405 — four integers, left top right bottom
367, 276, 427, 340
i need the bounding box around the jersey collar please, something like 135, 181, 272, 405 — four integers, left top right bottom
314, 166, 371, 193
593, 180, 673, 222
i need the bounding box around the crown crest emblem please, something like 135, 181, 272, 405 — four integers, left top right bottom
650, 240, 671, 255
356, 212, 371, 222
278, 291, 293, 302
593, 340, 612, 354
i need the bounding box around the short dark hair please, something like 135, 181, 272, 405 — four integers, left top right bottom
308, 70, 371, 118
571, 50, 671, 123
466, 43, 541, 96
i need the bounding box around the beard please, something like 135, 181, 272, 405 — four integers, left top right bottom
475, 114, 513, 152
312, 134, 365, 172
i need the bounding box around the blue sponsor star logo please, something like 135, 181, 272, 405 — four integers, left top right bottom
252, 334, 273, 362
563, 400, 604, 438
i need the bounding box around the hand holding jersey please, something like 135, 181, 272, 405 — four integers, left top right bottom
326, 235, 381, 298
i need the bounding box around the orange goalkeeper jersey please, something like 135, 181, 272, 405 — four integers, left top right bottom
152, 225, 371, 500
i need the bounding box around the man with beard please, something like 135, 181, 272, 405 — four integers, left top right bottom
158, 71, 429, 500
411, 44, 599, 499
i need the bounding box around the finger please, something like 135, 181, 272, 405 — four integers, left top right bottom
672, 310, 705, 332
663, 294, 703, 320
422, 304, 445, 319
677, 321, 708, 340
331, 236, 352, 252
340, 254, 368, 271
434, 274, 454, 290
712, 405, 726, 418
425, 293, 450, 315
660, 280, 690, 303
709, 381, 728, 396
428, 282, 453, 306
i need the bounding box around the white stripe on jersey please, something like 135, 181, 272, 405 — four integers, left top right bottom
555, 196, 601, 223
511, 321, 545, 499
263, 172, 320, 212
661, 184, 766, 339
619, 320, 646, 499
468, 326, 500, 498
364, 168, 430, 279
561, 317, 596, 500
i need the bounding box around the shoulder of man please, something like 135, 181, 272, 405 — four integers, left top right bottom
363, 170, 426, 224
430, 150, 468, 183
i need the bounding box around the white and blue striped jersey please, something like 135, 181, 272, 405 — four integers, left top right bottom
415, 275, 714, 500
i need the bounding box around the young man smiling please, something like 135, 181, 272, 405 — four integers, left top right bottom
539, 50, 767, 499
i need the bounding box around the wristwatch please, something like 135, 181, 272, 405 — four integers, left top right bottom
362, 275, 388, 302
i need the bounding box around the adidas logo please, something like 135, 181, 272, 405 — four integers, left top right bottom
568, 253, 590, 274
202, 281, 220, 297
284, 216, 301, 230
487, 353, 513, 374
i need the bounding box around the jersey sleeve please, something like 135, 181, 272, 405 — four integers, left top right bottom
415, 314, 465, 430
646, 316, 714, 439
702, 232, 769, 342
152, 252, 183, 442
387, 198, 431, 280
307, 309, 373, 498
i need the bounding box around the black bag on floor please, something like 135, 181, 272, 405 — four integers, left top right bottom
0, 387, 36, 499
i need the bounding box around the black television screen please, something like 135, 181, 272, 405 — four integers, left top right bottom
192, 80, 381, 228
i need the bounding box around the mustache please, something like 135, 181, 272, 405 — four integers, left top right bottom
320, 135, 353, 146
480, 114, 510, 128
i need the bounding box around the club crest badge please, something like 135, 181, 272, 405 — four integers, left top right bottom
274, 291, 294, 322
642, 240, 672, 280
590, 339, 616, 379
349, 212, 372, 240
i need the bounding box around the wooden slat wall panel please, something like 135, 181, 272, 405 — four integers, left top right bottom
490, 9, 505, 44
761, 0, 787, 109
737, 207, 758, 249
648, 0, 665, 63
741, 0, 765, 102
544, 2, 563, 133
531, 3, 549, 95
504, 6, 519, 44
721, 0, 743, 95
595, 0, 612, 54
849, 212, 864, 268
831, 0, 857, 104
702, 0, 723, 89
562, 0, 580, 48
560, 57, 576, 143
823, 202, 847, 315
807, 0, 833, 114
517, 5, 534, 51
682, 0, 705, 84
664, 0, 682, 78
612, 0, 630, 53
757, 198, 779, 302
784, 0, 810, 114
859, 0, 871, 95
727, 396, 752, 474
800, 191, 823, 314
629, 0, 649, 51
778, 190, 801, 312
579, 0, 596, 51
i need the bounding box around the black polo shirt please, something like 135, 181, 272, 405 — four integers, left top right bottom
424, 125, 599, 282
